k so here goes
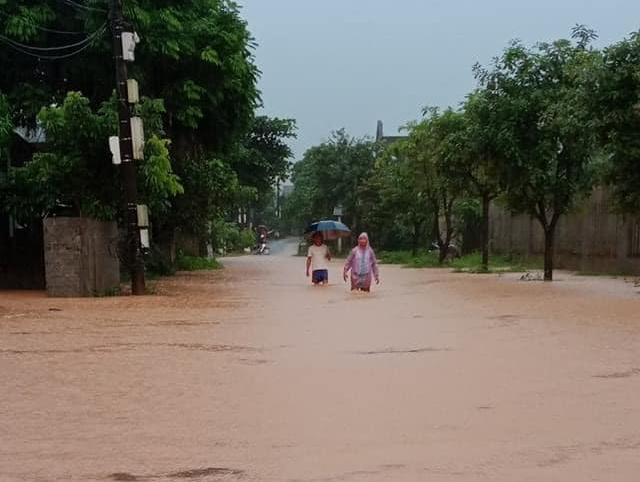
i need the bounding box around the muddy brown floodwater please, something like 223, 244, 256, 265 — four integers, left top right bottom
1, 241, 640, 482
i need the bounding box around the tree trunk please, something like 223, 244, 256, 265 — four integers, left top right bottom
481, 194, 490, 271
411, 220, 422, 256
439, 197, 456, 264
431, 208, 446, 264
543, 226, 555, 281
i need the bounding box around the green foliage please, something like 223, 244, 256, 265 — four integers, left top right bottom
378, 250, 442, 268
176, 253, 223, 271
449, 253, 543, 273
170, 156, 240, 238
400, 109, 470, 262
212, 220, 254, 254
0, 0, 265, 247
0, 91, 181, 224
139, 135, 183, 216
282, 130, 378, 236
379, 250, 542, 272
144, 244, 177, 277
232, 116, 297, 194
475, 33, 600, 279
585, 31, 640, 212
0, 92, 11, 160
122, 0, 261, 155
2, 91, 117, 221
360, 139, 434, 252
476, 36, 599, 221
1, 0, 260, 152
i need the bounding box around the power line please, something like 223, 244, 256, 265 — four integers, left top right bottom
0, 11, 84, 35
63, 0, 108, 14
0, 25, 107, 60
0, 23, 106, 52
0, 38, 95, 59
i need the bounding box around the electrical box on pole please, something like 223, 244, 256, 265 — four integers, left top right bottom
130, 116, 145, 160
109, 136, 121, 165
137, 204, 150, 249
127, 79, 139, 104
121, 31, 139, 61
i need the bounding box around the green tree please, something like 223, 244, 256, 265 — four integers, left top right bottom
454, 92, 503, 270
0, 1, 260, 152
404, 109, 468, 263
282, 130, 378, 239
0, 92, 11, 159
361, 139, 434, 254
475, 29, 600, 280
0, 91, 181, 225
1, 0, 261, 249
585, 31, 640, 212
232, 116, 297, 194
231, 115, 296, 226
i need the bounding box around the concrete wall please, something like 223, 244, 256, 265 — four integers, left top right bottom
489, 188, 640, 275
43, 217, 120, 297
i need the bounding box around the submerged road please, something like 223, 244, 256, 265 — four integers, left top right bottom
1, 241, 640, 481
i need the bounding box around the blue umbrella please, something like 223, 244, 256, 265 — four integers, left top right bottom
304, 220, 351, 241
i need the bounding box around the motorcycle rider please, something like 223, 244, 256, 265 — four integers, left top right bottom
256, 226, 269, 254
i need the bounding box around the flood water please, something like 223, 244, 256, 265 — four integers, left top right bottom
1, 242, 639, 481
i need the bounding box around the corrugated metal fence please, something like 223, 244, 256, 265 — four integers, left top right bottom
489, 188, 640, 275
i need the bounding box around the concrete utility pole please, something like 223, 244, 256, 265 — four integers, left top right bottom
334, 206, 343, 254
109, 0, 145, 295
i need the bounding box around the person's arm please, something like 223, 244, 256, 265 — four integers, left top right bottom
371, 249, 380, 283
306, 247, 312, 276
325, 245, 332, 261
343, 249, 354, 281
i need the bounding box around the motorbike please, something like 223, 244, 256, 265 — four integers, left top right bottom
254, 234, 270, 255
430, 241, 461, 260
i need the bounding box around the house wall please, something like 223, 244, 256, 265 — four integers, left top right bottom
43, 217, 120, 297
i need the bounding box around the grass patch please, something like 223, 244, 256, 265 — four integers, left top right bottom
450, 252, 542, 273
378, 250, 441, 268
574, 269, 632, 277
93, 287, 122, 297
379, 250, 542, 273
176, 255, 223, 271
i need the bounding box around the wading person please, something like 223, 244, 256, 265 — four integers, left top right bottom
306, 232, 331, 285
343, 232, 380, 292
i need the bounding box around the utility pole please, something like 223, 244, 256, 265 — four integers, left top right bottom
109, 0, 145, 295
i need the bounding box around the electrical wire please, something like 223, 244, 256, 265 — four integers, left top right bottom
0, 22, 106, 52
0, 25, 107, 60
63, 0, 108, 14
0, 11, 84, 35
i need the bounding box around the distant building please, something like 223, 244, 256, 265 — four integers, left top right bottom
281, 185, 294, 198
9, 126, 47, 169
375, 120, 407, 144
1, 126, 48, 289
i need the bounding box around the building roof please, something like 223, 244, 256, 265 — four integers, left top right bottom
13, 126, 46, 144
375, 120, 407, 144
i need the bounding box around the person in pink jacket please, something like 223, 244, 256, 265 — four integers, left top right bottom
343, 232, 380, 292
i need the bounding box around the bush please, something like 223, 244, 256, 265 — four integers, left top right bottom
238, 229, 255, 251
176, 253, 223, 271
378, 250, 441, 268
379, 250, 543, 272
213, 221, 255, 254
144, 245, 177, 277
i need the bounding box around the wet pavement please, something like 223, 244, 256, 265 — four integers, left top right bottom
1, 242, 640, 481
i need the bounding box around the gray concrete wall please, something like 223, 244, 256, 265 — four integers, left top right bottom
44, 217, 120, 297
489, 188, 640, 275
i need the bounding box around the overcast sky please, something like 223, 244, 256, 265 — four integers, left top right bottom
237, 0, 640, 161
